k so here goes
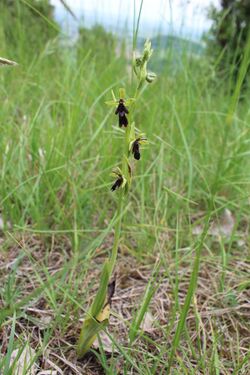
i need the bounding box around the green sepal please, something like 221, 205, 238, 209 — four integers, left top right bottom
111, 90, 116, 101
105, 89, 135, 107
111, 166, 122, 177
125, 98, 136, 105
105, 100, 118, 107
119, 88, 125, 99
129, 133, 148, 151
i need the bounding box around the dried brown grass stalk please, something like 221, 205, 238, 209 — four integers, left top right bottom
0, 57, 18, 66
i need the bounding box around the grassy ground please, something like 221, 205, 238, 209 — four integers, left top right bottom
0, 6, 250, 375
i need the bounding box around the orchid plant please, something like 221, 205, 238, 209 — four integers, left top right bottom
77, 40, 156, 358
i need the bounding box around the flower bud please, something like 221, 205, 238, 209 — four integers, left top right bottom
146, 71, 157, 83
142, 40, 153, 63
135, 57, 142, 67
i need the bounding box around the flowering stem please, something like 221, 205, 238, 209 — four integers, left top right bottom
77, 39, 156, 358
109, 82, 143, 274
109, 86, 139, 275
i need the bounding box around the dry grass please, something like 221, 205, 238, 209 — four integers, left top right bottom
0, 233, 249, 374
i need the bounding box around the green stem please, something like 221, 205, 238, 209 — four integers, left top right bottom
109, 191, 124, 275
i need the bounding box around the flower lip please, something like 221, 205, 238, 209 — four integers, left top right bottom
131, 137, 147, 161
132, 140, 141, 160
111, 176, 123, 191
115, 99, 129, 127
111, 168, 127, 191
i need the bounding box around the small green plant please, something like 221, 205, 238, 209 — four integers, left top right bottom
77, 39, 156, 358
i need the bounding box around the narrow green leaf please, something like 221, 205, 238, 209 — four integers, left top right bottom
90, 261, 110, 318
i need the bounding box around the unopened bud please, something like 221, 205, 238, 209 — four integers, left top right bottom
135, 57, 142, 67
146, 71, 157, 83
142, 40, 153, 63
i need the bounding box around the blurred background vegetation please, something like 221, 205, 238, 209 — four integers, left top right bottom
206, 0, 250, 91
0, 0, 58, 59
0, 0, 249, 235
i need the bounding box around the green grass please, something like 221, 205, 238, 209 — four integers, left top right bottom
0, 3, 250, 374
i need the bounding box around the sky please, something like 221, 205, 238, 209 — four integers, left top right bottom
51, 0, 220, 40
